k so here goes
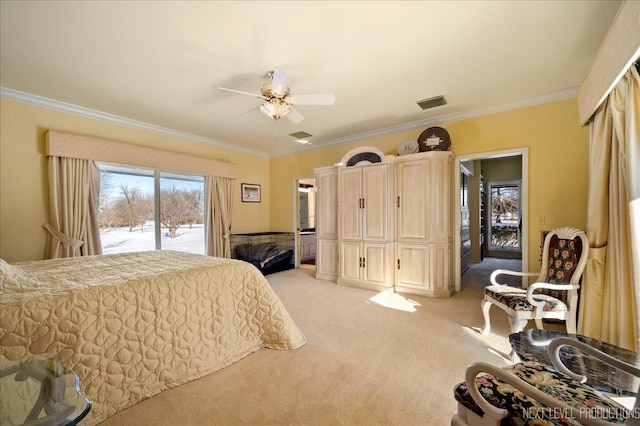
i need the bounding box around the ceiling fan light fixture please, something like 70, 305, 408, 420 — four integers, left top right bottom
260, 101, 291, 120
261, 83, 290, 99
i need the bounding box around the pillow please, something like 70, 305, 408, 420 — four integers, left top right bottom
248, 242, 279, 262
0, 259, 38, 291
1, 258, 19, 283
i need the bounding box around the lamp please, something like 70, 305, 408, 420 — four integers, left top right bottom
259, 98, 291, 121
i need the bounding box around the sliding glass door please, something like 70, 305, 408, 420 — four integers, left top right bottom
98, 164, 205, 254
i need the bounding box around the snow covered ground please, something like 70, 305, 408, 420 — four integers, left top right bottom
100, 223, 205, 254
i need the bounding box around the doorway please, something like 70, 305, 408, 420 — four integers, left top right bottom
454, 148, 528, 292
292, 176, 317, 269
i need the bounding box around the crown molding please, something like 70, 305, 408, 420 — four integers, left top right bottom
0, 87, 270, 158
271, 86, 578, 158
2, 86, 577, 160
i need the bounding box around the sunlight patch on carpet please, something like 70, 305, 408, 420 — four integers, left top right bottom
369, 289, 421, 312
462, 326, 513, 364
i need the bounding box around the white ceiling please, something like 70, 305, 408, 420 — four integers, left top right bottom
0, 1, 622, 157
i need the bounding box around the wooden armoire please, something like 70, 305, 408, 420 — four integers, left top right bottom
315, 146, 454, 297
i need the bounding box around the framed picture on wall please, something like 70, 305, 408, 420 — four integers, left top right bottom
241, 183, 261, 203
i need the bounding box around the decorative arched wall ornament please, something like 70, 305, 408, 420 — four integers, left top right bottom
335, 146, 395, 167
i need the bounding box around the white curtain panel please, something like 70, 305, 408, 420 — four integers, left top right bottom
44, 156, 102, 259
579, 64, 640, 351
205, 176, 234, 258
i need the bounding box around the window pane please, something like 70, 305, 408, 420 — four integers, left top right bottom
490, 185, 519, 224
99, 166, 155, 253
489, 183, 520, 250
159, 172, 205, 254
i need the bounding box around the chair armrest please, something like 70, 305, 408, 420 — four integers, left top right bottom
548, 337, 640, 383
490, 269, 538, 286
464, 362, 609, 425
526, 282, 579, 308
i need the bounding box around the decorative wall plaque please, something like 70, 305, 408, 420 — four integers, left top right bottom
417, 127, 451, 151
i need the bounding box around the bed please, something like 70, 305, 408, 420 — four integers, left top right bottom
0, 250, 306, 425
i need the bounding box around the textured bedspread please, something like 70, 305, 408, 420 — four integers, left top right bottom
0, 251, 306, 425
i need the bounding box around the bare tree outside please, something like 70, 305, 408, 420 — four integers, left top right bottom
98, 167, 205, 254
184, 188, 203, 229
490, 185, 520, 249
98, 179, 153, 232
491, 186, 519, 223
120, 184, 148, 233
98, 173, 115, 231
159, 186, 204, 238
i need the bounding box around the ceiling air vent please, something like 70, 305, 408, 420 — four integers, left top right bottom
289, 131, 313, 139
416, 95, 447, 110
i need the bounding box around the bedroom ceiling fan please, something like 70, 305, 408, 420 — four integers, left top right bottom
217, 67, 336, 124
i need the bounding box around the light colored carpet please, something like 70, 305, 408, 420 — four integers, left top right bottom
101, 257, 537, 426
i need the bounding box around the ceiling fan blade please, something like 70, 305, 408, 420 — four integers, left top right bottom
289, 93, 336, 105
217, 87, 263, 98
271, 67, 291, 97
286, 106, 304, 124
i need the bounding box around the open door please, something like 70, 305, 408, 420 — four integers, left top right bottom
293, 176, 316, 268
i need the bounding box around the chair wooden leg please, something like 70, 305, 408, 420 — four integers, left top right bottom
480, 300, 492, 335
534, 318, 544, 330
508, 317, 528, 334
566, 315, 577, 334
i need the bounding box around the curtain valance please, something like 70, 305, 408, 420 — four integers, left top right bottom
46, 130, 236, 179
577, 0, 640, 125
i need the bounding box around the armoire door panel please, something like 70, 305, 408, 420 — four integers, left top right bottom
317, 171, 338, 240
429, 244, 451, 292
397, 160, 428, 241
340, 241, 362, 281
428, 157, 451, 244
317, 239, 339, 278
339, 168, 362, 240
362, 165, 389, 241
363, 243, 389, 284
396, 244, 428, 288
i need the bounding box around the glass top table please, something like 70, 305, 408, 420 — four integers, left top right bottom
0, 353, 91, 426
510, 329, 640, 397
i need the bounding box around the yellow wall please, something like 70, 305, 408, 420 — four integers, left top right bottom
270, 98, 589, 273
482, 156, 522, 182
0, 99, 271, 262
1, 97, 589, 271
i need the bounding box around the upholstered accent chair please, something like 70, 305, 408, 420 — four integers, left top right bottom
481, 227, 589, 336
452, 337, 640, 426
